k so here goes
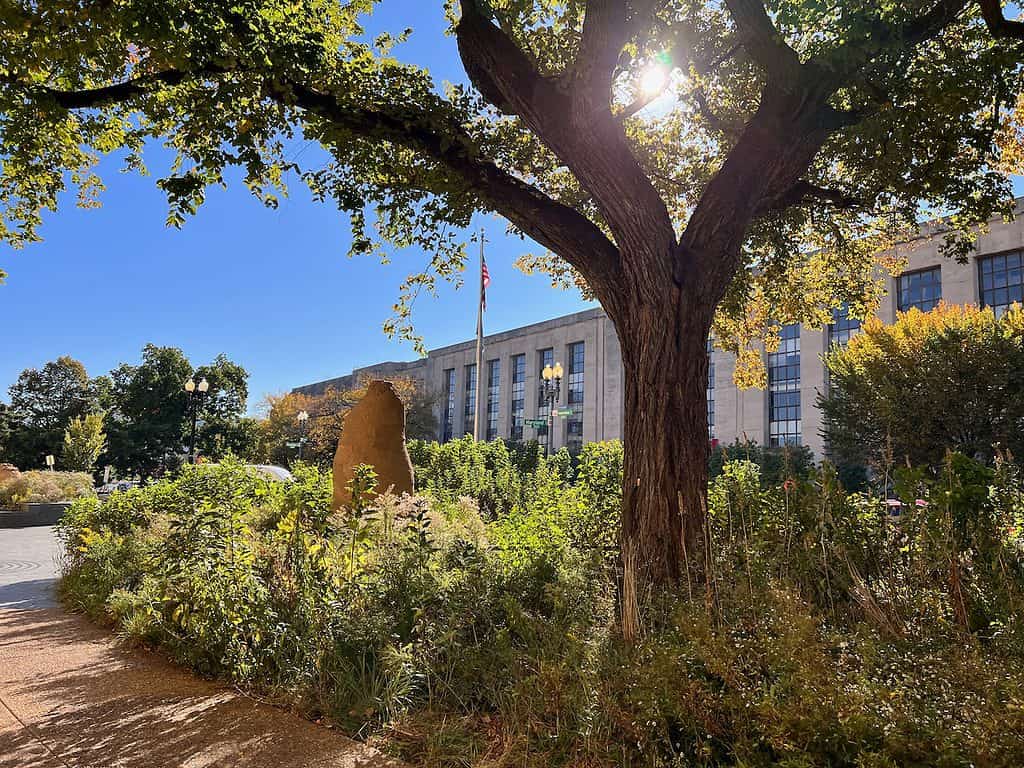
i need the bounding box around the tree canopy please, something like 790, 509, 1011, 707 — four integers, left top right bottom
4, 355, 94, 467
2, 1, 1022, 351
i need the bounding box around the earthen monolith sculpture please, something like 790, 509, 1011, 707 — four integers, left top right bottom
332, 380, 414, 510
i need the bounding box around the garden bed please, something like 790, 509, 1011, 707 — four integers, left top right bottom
56, 449, 1024, 767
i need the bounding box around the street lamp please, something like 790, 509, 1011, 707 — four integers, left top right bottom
184, 377, 209, 464
540, 362, 563, 457
296, 410, 309, 461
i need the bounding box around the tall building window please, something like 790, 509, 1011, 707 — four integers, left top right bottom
536, 348, 553, 437
897, 267, 941, 312
566, 341, 585, 453
510, 354, 526, 441
706, 337, 715, 440
442, 368, 456, 442
828, 304, 861, 347
980, 251, 1024, 318
485, 358, 500, 441
463, 363, 476, 437
768, 323, 801, 446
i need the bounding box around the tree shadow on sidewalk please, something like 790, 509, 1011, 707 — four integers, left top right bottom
0, 579, 57, 611
0, 608, 400, 768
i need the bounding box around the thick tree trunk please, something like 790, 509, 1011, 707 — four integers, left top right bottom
613, 296, 712, 637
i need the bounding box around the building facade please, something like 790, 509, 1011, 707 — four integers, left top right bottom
294, 204, 1024, 456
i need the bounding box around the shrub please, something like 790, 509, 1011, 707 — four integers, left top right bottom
821, 303, 1024, 469
58, 454, 1024, 767
408, 436, 561, 517
0, 469, 95, 506
709, 439, 815, 485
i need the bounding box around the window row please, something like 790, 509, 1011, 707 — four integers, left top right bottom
893, 253, 1024, 318
441, 342, 585, 448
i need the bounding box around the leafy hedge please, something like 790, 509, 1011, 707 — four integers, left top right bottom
0, 470, 95, 506
58, 453, 1024, 766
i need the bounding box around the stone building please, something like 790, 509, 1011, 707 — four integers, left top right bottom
294, 203, 1024, 457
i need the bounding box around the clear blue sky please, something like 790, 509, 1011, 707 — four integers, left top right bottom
0, 1, 593, 413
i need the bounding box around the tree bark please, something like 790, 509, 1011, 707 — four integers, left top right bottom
611, 286, 713, 637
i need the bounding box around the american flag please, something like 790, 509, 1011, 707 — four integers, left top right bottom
481, 258, 491, 310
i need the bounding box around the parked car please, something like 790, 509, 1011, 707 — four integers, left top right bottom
246, 465, 295, 483
194, 464, 295, 483
96, 480, 137, 499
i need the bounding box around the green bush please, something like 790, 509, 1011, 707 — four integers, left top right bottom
58, 453, 1024, 767
0, 469, 95, 506
408, 436, 570, 517
708, 439, 816, 485
821, 304, 1024, 469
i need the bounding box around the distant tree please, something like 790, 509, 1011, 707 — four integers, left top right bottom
199, 416, 263, 463
259, 376, 438, 467
4, 356, 95, 467
259, 388, 348, 467
61, 412, 107, 473
820, 304, 1024, 470
105, 344, 192, 476
104, 345, 255, 475
194, 354, 255, 461
193, 354, 249, 422
0, 403, 13, 462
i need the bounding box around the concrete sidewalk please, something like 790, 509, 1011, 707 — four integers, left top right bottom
0, 527, 400, 768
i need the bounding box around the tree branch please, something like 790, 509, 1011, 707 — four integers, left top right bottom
279, 79, 622, 296
455, 0, 553, 118
573, 0, 661, 96
756, 180, 864, 215
0, 62, 623, 307
722, 0, 805, 86
978, 0, 1024, 39
456, 0, 677, 272
693, 89, 732, 135
0, 67, 228, 109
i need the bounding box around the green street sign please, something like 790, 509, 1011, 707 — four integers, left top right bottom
556, 408, 574, 417
525, 419, 547, 428
285, 441, 301, 448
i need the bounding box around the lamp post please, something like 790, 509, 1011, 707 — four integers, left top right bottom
540, 362, 563, 457
296, 410, 309, 461
184, 377, 209, 464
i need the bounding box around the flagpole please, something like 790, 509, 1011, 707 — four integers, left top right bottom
473, 227, 485, 441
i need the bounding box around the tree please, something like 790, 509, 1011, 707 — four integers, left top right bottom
62, 412, 107, 472
0, 403, 14, 461
4, 356, 95, 467
2, 2, 1024, 601
258, 375, 437, 466
821, 303, 1024, 471
104, 345, 254, 475
193, 354, 256, 460
105, 344, 193, 476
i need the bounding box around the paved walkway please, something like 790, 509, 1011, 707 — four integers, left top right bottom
0, 526, 400, 768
